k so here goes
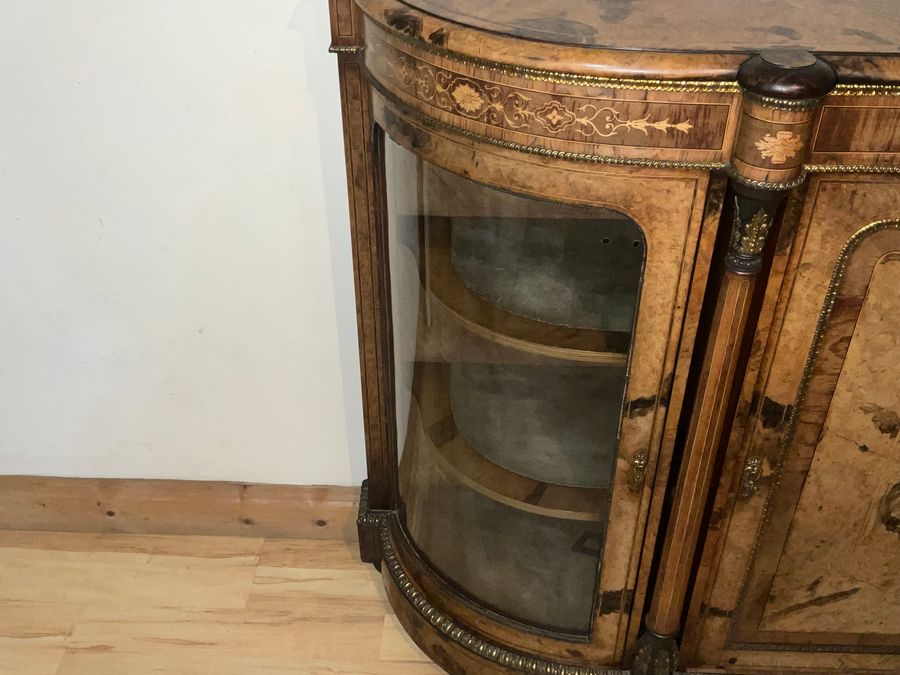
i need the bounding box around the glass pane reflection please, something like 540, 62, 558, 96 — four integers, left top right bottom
386, 134, 643, 634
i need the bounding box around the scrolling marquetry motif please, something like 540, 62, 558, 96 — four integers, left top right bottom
389, 54, 695, 141
392, 61, 531, 128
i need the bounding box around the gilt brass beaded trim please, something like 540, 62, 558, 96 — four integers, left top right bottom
727, 165, 900, 182
370, 74, 726, 170
805, 163, 900, 175
831, 83, 900, 96
380, 521, 629, 675
329, 44, 365, 54
743, 90, 823, 111
730, 218, 900, 654
356, 480, 389, 528
728, 169, 809, 191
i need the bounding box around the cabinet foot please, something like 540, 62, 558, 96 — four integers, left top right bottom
356, 480, 388, 566
631, 629, 678, 675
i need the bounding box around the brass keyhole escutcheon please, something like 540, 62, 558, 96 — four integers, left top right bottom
628, 451, 648, 493
738, 457, 762, 501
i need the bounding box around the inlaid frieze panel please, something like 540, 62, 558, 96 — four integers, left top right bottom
363, 19, 737, 164
809, 95, 900, 170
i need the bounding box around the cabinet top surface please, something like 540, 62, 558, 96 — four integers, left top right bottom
400, 0, 899, 54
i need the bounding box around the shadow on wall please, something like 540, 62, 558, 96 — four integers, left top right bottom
290, 0, 367, 483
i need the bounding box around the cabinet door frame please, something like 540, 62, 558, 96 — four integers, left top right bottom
683, 175, 900, 673
370, 89, 719, 664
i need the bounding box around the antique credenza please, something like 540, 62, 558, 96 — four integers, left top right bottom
327, 1, 900, 672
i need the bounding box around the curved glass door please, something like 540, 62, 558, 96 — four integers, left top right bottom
385, 134, 644, 634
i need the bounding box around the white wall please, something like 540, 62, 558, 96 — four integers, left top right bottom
0, 0, 366, 485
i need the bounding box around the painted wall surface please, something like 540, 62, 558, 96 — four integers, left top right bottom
0, 0, 366, 484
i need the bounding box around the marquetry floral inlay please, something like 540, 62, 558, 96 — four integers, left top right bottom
450, 83, 484, 114
534, 100, 576, 132
754, 131, 804, 164
389, 56, 693, 140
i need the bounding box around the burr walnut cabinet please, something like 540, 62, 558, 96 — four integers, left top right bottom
326, 1, 900, 672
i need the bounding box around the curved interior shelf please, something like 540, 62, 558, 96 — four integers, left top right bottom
427, 218, 635, 365
450, 362, 624, 489
450, 216, 642, 332
416, 286, 601, 367
399, 396, 605, 633
410, 362, 610, 521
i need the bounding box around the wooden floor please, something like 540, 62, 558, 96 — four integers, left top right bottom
0, 530, 443, 674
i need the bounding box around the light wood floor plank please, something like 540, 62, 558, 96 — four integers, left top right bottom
0, 530, 437, 674
0, 636, 69, 675
55, 654, 441, 675
0, 548, 259, 609
60, 606, 385, 664
0, 530, 265, 557
0, 601, 82, 675
256, 538, 361, 569
246, 566, 388, 616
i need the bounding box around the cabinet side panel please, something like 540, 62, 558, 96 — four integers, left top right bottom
336, 54, 396, 518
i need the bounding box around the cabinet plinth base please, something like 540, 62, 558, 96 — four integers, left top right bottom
356, 480, 386, 565
371, 507, 632, 674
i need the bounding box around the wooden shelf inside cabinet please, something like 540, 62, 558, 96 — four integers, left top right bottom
425, 218, 634, 366
399, 410, 605, 634
406, 362, 613, 522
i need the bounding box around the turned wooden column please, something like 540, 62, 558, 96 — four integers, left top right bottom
632, 51, 836, 675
